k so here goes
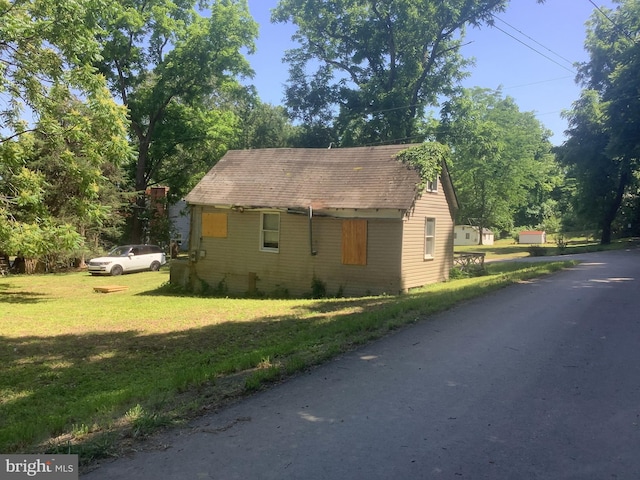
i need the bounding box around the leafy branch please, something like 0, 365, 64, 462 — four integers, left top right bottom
395, 142, 449, 192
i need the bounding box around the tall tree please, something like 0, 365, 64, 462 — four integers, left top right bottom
0, 85, 131, 269
560, 0, 640, 244
438, 88, 556, 242
272, 0, 508, 146
234, 95, 297, 149
0, 0, 131, 264
96, 0, 258, 242
0, 0, 121, 140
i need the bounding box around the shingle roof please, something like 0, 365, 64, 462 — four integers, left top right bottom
185, 145, 426, 211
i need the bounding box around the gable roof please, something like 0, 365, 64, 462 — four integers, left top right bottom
456, 225, 494, 234
186, 145, 458, 212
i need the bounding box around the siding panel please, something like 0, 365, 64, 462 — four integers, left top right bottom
401, 186, 454, 291
191, 207, 404, 296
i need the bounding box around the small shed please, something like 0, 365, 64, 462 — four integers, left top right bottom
454, 225, 494, 246
519, 230, 546, 244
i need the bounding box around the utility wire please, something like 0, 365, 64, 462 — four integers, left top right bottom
502, 76, 574, 90
491, 15, 575, 67
489, 22, 576, 74
587, 0, 636, 42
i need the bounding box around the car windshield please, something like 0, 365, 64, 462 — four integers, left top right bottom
107, 246, 131, 257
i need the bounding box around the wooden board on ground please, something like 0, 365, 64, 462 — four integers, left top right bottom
93, 285, 129, 293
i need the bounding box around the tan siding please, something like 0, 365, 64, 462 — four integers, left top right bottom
190, 207, 404, 296
401, 187, 454, 291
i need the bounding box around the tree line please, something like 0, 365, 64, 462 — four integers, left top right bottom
1, 0, 638, 271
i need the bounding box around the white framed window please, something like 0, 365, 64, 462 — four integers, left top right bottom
260, 212, 280, 252
426, 177, 438, 193
424, 217, 436, 259
465, 233, 470, 240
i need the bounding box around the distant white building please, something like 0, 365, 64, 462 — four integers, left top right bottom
454, 225, 494, 246
519, 230, 546, 244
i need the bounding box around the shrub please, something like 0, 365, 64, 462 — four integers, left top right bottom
528, 246, 547, 257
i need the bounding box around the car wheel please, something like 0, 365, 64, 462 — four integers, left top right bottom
149, 261, 161, 272
110, 264, 123, 276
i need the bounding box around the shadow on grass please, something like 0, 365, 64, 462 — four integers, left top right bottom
0, 259, 578, 467
0, 282, 49, 304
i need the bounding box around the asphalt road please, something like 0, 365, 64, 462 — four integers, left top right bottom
84, 249, 640, 479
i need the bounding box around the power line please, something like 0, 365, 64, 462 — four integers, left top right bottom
491, 15, 576, 67
587, 0, 636, 42
488, 22, 576, 74
502, 76, 574, 90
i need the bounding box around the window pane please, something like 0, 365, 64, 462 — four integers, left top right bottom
263, 213, 279, 231
425, 218, 436, 258
261, 213, 280, 251
263, 231, 279, 249
425, 237, 434, 256
426, 218, 435, 236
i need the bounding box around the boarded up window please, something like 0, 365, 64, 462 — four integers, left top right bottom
342, 219, 367, 265
202, 213, 228, 238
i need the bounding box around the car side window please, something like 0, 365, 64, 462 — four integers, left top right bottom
131, 247, 140, 256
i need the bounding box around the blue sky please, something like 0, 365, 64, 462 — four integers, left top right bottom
245, 0, 617, 146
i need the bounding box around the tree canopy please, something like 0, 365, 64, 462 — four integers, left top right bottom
96, 0, 259, 242
272, 0, 508, 146
560, 0, 640, 244
0, 0, 131, 266
438, 88, 557, 240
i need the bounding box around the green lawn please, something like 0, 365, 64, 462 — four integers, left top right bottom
0, 259, 581, 463
455, 235, 639, 260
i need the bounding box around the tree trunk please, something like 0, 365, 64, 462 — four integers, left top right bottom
130, 140, 151, 244
24, 258, 38, 274
600, 168, 630, 245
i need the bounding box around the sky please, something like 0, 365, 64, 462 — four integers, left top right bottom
244, 0, 617, 146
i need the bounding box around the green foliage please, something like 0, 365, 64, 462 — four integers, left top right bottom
235, 98, 298, 149
311, 276, 327, 298
560, 0, 640, 244
438, 88, 557, 235
96, 0, 259, 242
0, 0, 120, 138
449, 265, 487, 279
527, 246, 547, 257
0, 0, 133, 263
0, 87, 130, 264
272, 0, 508, 145
395, 143, 448, 193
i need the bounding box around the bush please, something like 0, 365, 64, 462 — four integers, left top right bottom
311, 276, 327, 298
528, 246, 547, 257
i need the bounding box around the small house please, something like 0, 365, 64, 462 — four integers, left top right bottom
172, 145, 459, 297
168, 200, 190, 252
519, 230, 546, 244
454, 225, 494, 246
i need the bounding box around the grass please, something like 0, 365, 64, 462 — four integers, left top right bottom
454, 235, 640, 260
0, 258, 589, 464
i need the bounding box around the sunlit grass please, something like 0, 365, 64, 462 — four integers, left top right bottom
0, 260, 577, 463
455, 235, 639, 260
